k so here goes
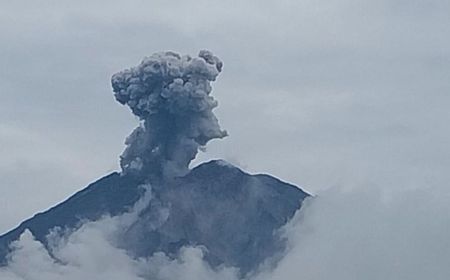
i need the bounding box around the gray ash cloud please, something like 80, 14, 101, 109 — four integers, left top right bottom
111, 50, 227, 179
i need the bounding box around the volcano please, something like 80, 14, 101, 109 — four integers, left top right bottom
0, 50, 309, 275
0, 160, 308, 273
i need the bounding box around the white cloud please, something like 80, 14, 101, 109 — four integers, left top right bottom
263, 185, 450, 280
2, 183, 450, 279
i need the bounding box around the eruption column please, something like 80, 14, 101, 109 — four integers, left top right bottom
111, 50, 227, 179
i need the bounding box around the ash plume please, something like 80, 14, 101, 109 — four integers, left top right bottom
111, 50, 227, 179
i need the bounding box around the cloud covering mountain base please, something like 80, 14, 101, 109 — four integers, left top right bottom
2, 183, 449, 280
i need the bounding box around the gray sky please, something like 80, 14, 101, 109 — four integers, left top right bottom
1, 0, 450, 234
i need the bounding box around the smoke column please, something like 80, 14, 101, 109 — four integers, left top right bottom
111, 50, 227, 179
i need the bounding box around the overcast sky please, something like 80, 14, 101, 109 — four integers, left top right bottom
1, 0, 449, 234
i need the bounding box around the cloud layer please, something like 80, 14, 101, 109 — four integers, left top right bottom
2, 183, 450, 280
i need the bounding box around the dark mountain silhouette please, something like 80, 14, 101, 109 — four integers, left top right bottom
0, 160, 308, 273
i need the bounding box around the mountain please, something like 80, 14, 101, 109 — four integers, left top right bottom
0, 51, 310, 275
0, 160, 308, 274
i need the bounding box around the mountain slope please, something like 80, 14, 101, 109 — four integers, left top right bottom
0, 160, 309, 273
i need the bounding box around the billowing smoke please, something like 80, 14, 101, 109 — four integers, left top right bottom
111, 50, 227, 179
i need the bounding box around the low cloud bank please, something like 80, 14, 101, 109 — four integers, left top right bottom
1, 183, 449, 280
264, 185, 450, 280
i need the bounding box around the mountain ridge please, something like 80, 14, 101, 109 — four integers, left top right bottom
0, 160, 309, 273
